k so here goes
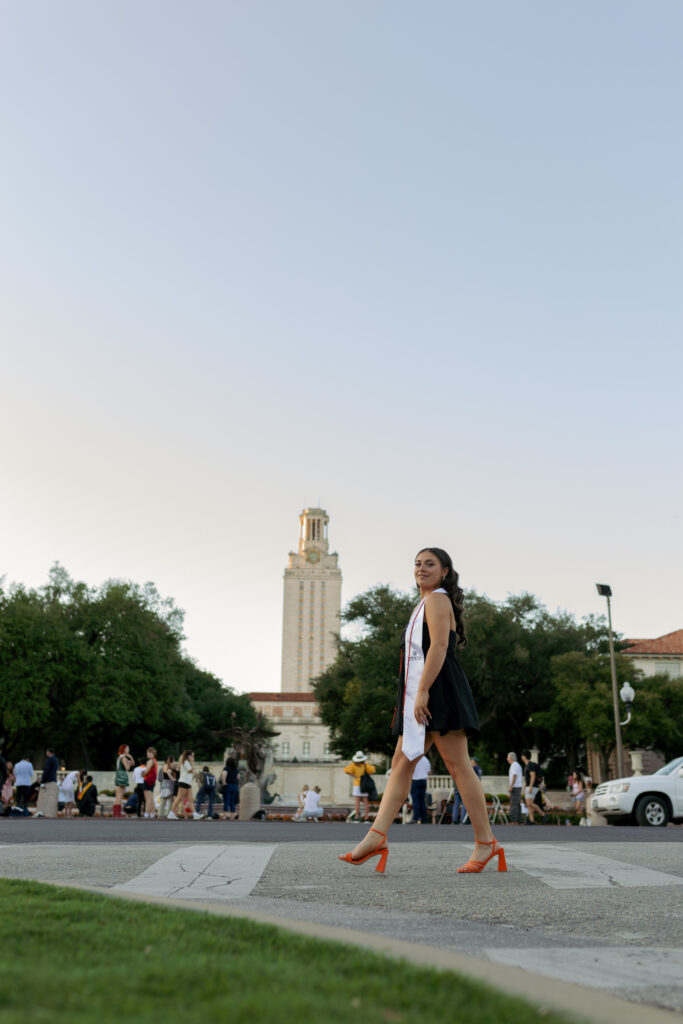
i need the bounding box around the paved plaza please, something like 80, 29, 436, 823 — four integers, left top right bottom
1, 821, 682, 1022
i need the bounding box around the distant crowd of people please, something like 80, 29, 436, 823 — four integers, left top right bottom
0, 746, 99, 818
113, 745, 242, 820
0, 742, 243, 821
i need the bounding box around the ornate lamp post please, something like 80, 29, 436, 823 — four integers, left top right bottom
620, 681, 635, 726
595, 583, 626, 778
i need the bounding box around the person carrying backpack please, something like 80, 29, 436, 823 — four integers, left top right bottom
195, 765, 217, 819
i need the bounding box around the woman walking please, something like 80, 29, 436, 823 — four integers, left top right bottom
113, 744, 134, 819
339, 547, 505, 875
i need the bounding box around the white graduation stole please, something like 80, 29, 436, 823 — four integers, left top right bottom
402, 588, 447, 761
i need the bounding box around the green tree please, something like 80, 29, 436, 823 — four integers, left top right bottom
0, 565, 255, 767
313, 585, 415, 760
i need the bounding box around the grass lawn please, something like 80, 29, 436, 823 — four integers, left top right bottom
0, 879, 580, 1024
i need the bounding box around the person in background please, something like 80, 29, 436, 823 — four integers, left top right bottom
142, 747, 158, 819
343, 751, 376, 822
37, 747, 59, 818
1, 761, 15, 808
450, 784, 465, 824
410, 754, 431, 824
76, 775, 99, 817
293, 784, 309, 822
59, 767, 81, 818
132, 760, 146, 818
521, 750, 545, 825
195, 765, 217, 819
113, 744, 134, 818
220, 756, 239, 820
571, 774, 585, 815
302, 785, 323, 820
507, 752, 523, 824
13, 755, 34, 810
169, 749, 201, 820
158, 756, 176, 819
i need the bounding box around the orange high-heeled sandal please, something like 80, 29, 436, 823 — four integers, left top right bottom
457, 838, 507, 873
338, 827, 389, 873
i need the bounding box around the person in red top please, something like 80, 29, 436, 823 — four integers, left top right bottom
142, 747, 158, 819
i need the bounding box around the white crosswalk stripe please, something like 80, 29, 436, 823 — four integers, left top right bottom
505, 844, 683, 889
112, 844, 277, 901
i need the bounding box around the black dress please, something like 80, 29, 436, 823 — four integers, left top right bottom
392, 620, 480, 740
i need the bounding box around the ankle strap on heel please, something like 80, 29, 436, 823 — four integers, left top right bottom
370, 827, 386, 838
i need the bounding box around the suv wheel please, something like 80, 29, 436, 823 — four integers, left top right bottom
634, 795, 670, 827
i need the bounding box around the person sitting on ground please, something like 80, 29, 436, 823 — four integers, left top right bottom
76, 775, 99, 817
302, 785, 323, 821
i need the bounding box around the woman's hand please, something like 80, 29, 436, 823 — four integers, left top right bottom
414, 689, 431, 727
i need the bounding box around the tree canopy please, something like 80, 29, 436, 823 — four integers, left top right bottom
0, 564, 256, 768
313, 583, 683, 780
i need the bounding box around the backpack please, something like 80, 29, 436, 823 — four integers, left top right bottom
204, 772, 217, 791
359, 768, 378, 799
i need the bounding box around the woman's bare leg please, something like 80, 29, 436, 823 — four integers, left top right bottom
350, 737, 429, 859
354, 795, 361, 819
432, 730, 495, 861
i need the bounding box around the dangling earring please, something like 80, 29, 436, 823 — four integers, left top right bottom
441, 576, 446, 582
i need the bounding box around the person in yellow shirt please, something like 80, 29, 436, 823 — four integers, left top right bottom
344, 751, 376, 822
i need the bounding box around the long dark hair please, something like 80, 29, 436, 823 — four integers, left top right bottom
417, 547, 467, 649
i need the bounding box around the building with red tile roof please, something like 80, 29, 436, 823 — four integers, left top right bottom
622, 630, 683, 679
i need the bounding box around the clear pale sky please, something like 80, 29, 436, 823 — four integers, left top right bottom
2, 3, 681, 695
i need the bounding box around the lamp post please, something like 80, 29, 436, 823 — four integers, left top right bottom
620, 681, 635, 726
595, 583, 625, 779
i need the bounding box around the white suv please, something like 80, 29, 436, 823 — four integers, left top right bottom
592, 755, 683, 826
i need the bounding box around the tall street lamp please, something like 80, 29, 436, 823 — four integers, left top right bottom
596, 583, 626, 779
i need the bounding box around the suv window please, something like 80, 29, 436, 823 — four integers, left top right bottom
654, 756, 683, 776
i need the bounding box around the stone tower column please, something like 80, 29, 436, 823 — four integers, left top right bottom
281, 508, 342, 692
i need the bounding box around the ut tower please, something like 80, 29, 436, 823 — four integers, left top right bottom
280, 508, 342, 692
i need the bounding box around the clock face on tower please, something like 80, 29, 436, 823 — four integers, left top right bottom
307, 550, 321, 564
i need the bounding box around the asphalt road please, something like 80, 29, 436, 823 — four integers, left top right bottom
2, 819, 681, 843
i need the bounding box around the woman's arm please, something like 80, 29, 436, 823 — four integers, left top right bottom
414, 593, 451, 725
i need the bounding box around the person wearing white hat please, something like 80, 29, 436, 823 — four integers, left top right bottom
339, 547, 505, 876
343, 751, 376, 822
